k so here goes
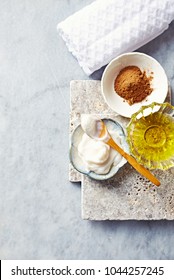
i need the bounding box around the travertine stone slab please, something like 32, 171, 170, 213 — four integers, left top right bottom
70, 80, 174, 220
82, 167, 174, 220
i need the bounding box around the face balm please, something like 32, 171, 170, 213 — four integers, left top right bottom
78, 115, 122, 175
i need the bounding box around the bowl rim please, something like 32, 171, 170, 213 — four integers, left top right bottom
101, 52, 168, 118
128, 101, 174, 120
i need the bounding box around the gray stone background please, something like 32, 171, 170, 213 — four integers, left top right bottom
0, 0, 174, 259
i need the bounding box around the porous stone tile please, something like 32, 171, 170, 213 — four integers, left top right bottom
69, 112, 82, 182
82, 168, 174, 220
70, 80, 115, 114
70, 80, 174, 220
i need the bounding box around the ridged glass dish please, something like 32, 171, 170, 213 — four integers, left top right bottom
127, 102, 174, 170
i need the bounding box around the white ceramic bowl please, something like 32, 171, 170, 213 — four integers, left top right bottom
101, 52, 168, 118
70, 119, 129, 180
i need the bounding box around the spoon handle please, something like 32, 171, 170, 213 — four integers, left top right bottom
107, 138, 160, 186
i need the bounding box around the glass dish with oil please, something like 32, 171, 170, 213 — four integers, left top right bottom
127, 102, 174, 170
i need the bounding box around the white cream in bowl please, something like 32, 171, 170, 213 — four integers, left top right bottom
70, 116, 129, 180
78, 129, 122, 175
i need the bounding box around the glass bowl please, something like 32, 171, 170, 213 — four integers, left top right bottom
127, 102, 174, 170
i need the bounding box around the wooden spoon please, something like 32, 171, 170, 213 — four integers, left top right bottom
100, 121, 160, 186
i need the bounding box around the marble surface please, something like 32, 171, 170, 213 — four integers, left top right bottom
0, 0, 174, 259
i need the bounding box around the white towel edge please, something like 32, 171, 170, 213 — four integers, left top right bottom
57, 23, 92, 75
57, 22, 170, 75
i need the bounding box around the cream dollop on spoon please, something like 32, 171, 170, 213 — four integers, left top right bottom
81, 115, 160, 186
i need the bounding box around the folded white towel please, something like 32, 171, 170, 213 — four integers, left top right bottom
57, 0, 174, 75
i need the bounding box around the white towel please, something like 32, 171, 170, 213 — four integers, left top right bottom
57, 0, 174, 75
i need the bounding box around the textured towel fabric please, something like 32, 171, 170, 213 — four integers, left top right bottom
57, 0, 174, 75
